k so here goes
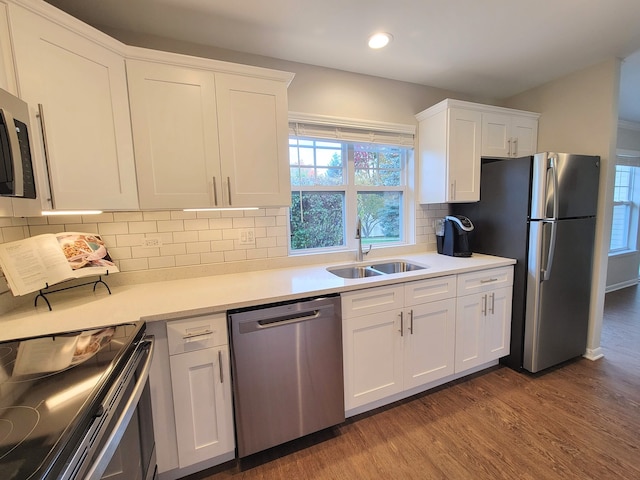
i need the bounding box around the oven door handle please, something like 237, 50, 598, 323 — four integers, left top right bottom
85, 338, 154, 480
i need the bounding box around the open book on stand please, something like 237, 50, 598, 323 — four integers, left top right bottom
0, 232, 118, 296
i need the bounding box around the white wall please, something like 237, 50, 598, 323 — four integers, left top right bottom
505, 58, 622, 362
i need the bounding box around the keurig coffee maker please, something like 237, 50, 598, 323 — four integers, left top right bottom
437, 215, 474, 257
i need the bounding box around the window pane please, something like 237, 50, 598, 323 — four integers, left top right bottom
289, 139, 344, 186
354, 144, 402, 187
613, 166, 632, 202
357, 191, 402, 243
610, 204, 631, 251
290, 192, 345, 250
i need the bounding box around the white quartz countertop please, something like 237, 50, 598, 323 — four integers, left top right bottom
0, 252, 515, 342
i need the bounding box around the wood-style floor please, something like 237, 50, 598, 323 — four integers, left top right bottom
188, 285, 640, 480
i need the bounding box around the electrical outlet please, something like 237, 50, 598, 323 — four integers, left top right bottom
142, 237, 163, 248
239, 228, 255, 245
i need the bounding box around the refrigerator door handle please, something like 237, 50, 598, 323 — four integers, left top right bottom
542, 220, 557, 281
548, 154, 559, 220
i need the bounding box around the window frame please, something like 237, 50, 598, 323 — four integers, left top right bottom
609, 154, 640, 255
287, 114, 416, 256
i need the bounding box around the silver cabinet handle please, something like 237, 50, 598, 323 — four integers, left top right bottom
512, 138, 518, 157
480, 278, 499, 284
183, 329, 213, 341
212, 176, 218, 206
481, 294, 487, 316
37, 103, 55, 208
218, 349, 224, 383
507, 138, 512, 157
490, 293, 495, 314
227, 176, 232, 206
409, 309, 414, 335
399, 311, 404, 337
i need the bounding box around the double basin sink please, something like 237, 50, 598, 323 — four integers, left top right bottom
327, 260, 427, 279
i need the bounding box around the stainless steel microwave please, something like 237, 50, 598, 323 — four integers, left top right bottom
0, 87, 36, 198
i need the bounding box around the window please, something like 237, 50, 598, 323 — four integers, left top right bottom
610, 161, 640, 253
288, 118, 414, 253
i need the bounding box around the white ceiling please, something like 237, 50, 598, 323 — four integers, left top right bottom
45, 0, 640, 123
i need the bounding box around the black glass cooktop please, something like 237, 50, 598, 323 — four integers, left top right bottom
0, 321, 144, 480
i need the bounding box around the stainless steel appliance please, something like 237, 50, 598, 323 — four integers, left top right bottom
0, 321, 156, 479
453, 152, 600, 373
228, 295, 344, 457
0, 87, 36, 199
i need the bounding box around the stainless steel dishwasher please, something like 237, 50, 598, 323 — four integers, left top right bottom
228, 295, 344, 457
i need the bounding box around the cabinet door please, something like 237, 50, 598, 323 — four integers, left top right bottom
127, 60, 221, 209
404, 299, 456, 389
170, 346, 234, 468
215, 73, 290, 207
484, 286, 512, 361
455, 292, 485, 372
447, 108, 481, 202
343, 311, 403, 410
481, 112, 511, 158
10, 5, 138, 210
511, 116, 538, 157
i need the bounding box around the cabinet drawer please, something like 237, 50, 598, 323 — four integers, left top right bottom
405, 275, 456, 306
457, 266, 513, 296
167, 313, 227, 355
342, 284, 404, 319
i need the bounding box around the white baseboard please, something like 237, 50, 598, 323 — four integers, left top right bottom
584, 347, 604, 361
605, 278, 639, 293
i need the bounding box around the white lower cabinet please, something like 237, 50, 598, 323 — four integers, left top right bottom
342, 275, 457, 411
147, 314, 234, 479
455, 267, 513, 372
169, 344, 233, 467
343, 266, 514, 414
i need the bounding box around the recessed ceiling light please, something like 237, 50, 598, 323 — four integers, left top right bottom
368, 32, 392, 49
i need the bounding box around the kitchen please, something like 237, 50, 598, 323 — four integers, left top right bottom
1, 0, 639, 479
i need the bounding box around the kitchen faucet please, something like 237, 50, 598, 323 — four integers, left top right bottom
355, 217, 372, 262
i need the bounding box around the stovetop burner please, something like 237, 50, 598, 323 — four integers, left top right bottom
0, 406, 39, 460
0, 322, 143, 480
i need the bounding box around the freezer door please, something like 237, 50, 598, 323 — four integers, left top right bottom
523, 217, 596, 372
530, 153, 600, 220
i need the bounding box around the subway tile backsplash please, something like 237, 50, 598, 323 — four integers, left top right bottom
0, 205, 447, 292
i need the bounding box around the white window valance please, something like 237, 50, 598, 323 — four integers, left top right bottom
288, 112, 415, 148
616, 149, 640, 167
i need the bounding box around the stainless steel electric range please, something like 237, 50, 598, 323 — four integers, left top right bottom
0, 320, 156, 480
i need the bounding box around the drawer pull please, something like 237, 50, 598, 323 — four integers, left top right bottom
480, 278, 499, 284
182, 329, 213, 341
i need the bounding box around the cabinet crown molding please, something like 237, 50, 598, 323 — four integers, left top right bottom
416, 98, 540, 121
125, 46, 295, 84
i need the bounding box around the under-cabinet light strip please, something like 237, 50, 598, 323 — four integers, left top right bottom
42, 210, 103, 216
183, 208, 259, 212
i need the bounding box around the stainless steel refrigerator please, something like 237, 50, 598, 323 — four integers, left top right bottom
453, 152, 600, 373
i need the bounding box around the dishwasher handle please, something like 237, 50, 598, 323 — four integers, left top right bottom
237, 310, 321, 333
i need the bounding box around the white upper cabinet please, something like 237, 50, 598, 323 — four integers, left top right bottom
126, 50, 293, 210
215, 73, 291, 208
9, 1, 139, 211
417, 101, 482, 203
126, 60, 221, 210
481, 111, 538, 158
417, 99, 538, 203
